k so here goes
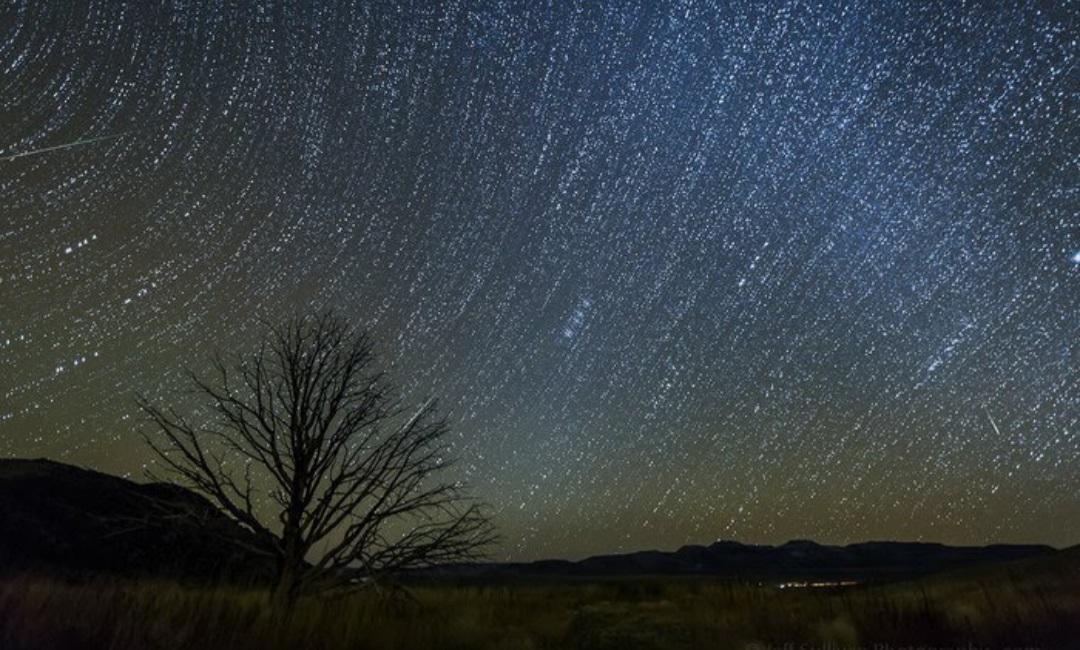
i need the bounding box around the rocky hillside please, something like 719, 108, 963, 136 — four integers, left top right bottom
0, 458, 275, 582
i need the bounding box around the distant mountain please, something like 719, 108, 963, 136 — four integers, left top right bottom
0, 458, 1060, 585
0, 458, 275, 582
413, 538, 1057, 582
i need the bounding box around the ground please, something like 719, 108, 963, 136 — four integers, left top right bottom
1, 549, 1077, 650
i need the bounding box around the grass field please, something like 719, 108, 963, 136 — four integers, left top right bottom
2, 549, 1077, 650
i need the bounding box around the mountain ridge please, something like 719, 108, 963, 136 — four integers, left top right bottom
0, 458, 1059, 583
0, 457, 275, 582
413, 536, 1057, 581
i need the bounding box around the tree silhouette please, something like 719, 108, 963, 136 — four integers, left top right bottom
137, 312, 495, 607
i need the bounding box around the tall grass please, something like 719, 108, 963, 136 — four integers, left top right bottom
0, 565, 1076, 650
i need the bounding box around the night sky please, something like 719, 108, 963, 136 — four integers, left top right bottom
2, 1, 1077, 560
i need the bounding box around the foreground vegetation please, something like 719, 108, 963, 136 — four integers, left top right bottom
1, 550, 1077, 650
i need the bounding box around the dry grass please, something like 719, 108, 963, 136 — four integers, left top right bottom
1, 553, 1077, 650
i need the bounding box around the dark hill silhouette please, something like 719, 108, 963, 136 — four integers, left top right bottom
915, 540, 1080, 588
0, 458, 274, 582
0, 458, 1059, 585
413, 539, 1057, 583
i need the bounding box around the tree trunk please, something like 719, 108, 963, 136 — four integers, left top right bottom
272, 517, 304, 610
271, 559, 300, 610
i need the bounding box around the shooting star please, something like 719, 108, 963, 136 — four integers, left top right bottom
0, 131, 130, 162
984, 406, 1002, 437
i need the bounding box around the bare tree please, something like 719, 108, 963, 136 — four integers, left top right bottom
137, 312, 495, 607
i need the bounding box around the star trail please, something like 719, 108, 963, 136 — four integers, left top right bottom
1, 1, 1077, 560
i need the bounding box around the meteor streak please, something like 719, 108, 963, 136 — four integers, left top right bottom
985, 407, 1003, 437
0, 131, 129, 162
